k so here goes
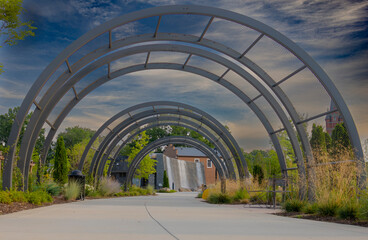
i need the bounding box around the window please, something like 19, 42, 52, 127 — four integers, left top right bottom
207, 159, 212, 168
194, 158, 200, 163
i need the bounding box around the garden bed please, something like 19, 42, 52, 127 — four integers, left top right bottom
0, 196, 74, 215
275, 212, 368, 227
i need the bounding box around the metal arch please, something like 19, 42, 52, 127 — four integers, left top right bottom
83, 102, 242, 178
20, 43, 297, 190
39, 63, 287, 184
106, 120, 232, 177
96, 116, 234, 180
4, 5, 361, 192
89, 108, 246, 180
125, 136, 226, 186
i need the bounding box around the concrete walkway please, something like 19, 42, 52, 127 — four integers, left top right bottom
0, 192, 367, 240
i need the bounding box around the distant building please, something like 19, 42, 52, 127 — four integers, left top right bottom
163, 144, 218, 185
325, 100, 344, 135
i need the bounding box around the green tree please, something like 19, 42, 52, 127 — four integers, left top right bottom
146, 127, 169, 143
0, 0, 36, 73
331, 123, 350, 149
127, 131, 157, 180
252, 164, 264, 184
324, 132, 332, 151
53, 136, 68, 184
0, 107, 44, 153
310, 124, 326, 156
58, 126, 95, 150
163, 170, 169, 188
67, 138, 99, 174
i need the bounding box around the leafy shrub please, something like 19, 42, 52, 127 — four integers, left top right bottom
317, 200, 340, 216
45, 181, 61, 196
302, 203, 318, 214
85, 184, 94, 196
146, 185, 155, 195
86, 190, 101, 198
337, 203, 358, 220
282, 199, 305, 212
27, 190, 53, 205
9, 191, 27, 202
157, 189, 176, 193
99, 177, 121, 196
202, 189, 210, 200
207, 193, 232, 204
64, 181, 81, 200
232, 189, 249, 202
0, 191, 12, 204
197, 192, 203, 198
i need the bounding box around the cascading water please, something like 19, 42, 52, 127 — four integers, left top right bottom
178, 160, 189, 189
165, 156, 174, 189
196, 162, 205, 186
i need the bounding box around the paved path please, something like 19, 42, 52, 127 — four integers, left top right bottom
0, 192, 367, 240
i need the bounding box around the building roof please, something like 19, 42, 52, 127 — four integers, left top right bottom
176, 147, 207, 157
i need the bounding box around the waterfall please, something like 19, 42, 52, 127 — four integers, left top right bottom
165, 156, 174, 189
196, 162, 205, 186
178, 160, 189, 189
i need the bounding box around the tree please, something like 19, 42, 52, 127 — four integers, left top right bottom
324, 132, 332, 151
163, 170, 169, 188
331, 123, 351, 157
67, 138, 99, 174
146, 127, 169, 143
53, 136, 68, 184
252, 164, 264, 185
0, 106, 44, 153
0, 0, 36, 73
310, 124, 326, 157
127, 131, 157, 180
58, 126, 95, 150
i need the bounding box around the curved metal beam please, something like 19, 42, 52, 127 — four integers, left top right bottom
4, 5, 361, 193
125, 136, 226, 186
89, 108, 246, 179
21, 43, 296, 190
106, 120, 233, 177
96, 116, 234, 180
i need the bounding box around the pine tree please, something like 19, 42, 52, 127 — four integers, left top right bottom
310, 124, 326, 152
163, 170, 169, 188
53, 136, 68, 184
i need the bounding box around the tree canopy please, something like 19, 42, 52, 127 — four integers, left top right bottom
58, 126, 95, 150
0, 0, 36, 73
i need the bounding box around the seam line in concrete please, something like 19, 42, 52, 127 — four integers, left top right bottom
144, 202, 179, 240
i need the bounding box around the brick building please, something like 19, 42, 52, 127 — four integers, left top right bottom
163, 144, 218, 185
325, 100, 344, 135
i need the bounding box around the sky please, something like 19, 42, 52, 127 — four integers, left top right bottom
0, 0, 367, 153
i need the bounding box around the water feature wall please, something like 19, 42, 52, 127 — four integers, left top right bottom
163, 155, 205, 191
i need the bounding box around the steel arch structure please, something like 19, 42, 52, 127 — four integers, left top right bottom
125, 136, 226, 186
3, 5, 365, 197
100, 118, 233, 180
104, 119, 233, 178
83, 101, 248, 180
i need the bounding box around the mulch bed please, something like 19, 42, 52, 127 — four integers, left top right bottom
0, 196, 76, 215
275, 212, 368, 227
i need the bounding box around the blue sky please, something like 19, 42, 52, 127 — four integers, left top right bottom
0, 0, 367, 151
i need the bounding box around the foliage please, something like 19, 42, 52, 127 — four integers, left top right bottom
207, 192, 232, 204
337, 202, 358, 220
302, 202, 318, 214
58, 126, 95, 150
283, 199, 306, 212
146, 127, 169, 143
197, 192, 203, 198
53, 136, 68, 184
98, 177, 120, 196
316, 200, 340, 216
358, 190, 368, 220
44, 181, 61, 196
9, 190, 26, 202
26, 190, 53, 205
252, 164, 264, 185
67, 138, 97, 174
163, 170, 169, 188
232, 188, 249, 202
64, 181, 81, 200
126, 131, 157, 180
0, 191, 11, 204
310, 124, 326, 158
202, 188, 211, 200
0, 0, 36, 73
